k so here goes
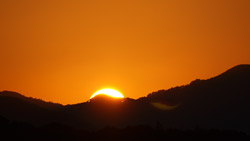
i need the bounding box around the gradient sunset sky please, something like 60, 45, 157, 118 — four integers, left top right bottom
0, 0, 249, 104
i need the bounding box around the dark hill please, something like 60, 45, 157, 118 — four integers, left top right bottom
0, 64, 250, 133
0, 91, 62, 109
145, 64, 250, 131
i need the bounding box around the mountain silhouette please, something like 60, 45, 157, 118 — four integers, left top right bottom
0, 64, 250, 133
0, 91, 62, 109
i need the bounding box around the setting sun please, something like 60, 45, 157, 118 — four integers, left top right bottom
90, 89, 124, 99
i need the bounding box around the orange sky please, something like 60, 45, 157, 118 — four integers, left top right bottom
0, 0, 249, 104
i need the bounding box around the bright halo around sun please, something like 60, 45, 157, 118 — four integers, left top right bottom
90, 88, 124, 99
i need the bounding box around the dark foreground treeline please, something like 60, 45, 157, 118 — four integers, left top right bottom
0, 116, 249, 141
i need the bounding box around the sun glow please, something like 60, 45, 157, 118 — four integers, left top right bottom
90, 88, 124, 99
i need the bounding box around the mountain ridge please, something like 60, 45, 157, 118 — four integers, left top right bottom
0, 64, 250, 132
0, 91, 62, 109
1, 64, 249, 106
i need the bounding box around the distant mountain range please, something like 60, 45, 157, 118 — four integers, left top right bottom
0, 64, 250, 133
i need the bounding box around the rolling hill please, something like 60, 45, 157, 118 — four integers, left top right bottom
0, 64, 250, 133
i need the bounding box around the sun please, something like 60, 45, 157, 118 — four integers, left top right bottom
90, 88, 124, 99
